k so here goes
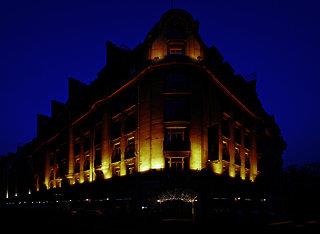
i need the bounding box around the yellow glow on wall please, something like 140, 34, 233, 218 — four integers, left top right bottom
186, 37, 202, 60
149, 39, 166, 60
190, 143, 202, 170
151, 160, 164, 170
212, 161, 223, 174
120, 162, 126, 176
101, 164, 112, 179
229, 167, 236, 178
140, 164, 151, 172
240, 169, 246, 180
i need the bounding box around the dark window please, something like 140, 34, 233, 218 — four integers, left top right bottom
234, 127, 241, 144
124, 115, 136, 134
60, 160, 67, 176
74, 158, 80, 173
235, 148, 241, 165
74, 143, 80, 157
111, 122, 121, 139
165, 73, 190, 92
221, 119, 230, 138
244, 134, 251, 149
245, 153, 250, 169
125, 138, 135, 159
50, 170, 54, 181
222, 142, 229, 161
113, 167, 121, 177
164, 128, 190, 151
112, 143, 121, 163
164, 98, 190, 121
126, 164, 135, 175
49, 154, 55, 166
94, 148, 101, 166
168, 46, 184, 55
83, 135, 91, 153
94, 127, 102, 145
84, 156, 90, 171
208, 125, 219, 161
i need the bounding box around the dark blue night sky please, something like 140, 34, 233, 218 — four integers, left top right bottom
0, 0, 319, 167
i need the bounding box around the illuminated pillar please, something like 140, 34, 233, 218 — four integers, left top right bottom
138, 84, 151, 172
79, 138, 84, 183
250, 134, 257, 181
151, 78, 164, 170
190, 95, 202, 170
240, 128, 246, 180
44, 150, 50, 189
213, 124, 223, 174
229, 122, 236, 178
120, 123, 127, 176
101, 111, 112, 179
67, 127, 75, 184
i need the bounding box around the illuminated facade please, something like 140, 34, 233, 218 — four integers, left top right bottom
1, 9, 285, 199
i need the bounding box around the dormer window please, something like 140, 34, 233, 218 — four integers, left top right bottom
168, 42, 185, 55
169, 47, 184, 55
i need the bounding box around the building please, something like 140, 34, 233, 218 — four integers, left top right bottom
1, 9, 285, 212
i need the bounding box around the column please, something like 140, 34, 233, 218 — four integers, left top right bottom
67, 127, 75, 184
101, 111, 112, 179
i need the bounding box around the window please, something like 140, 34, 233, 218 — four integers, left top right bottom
245, 153, 250, 169
169, 47, 184, 55
234, 127, 241, 145
84, 156, 90, 171
125, 138, 135, 159
113, 167, 121, 177
126, 163, 135, 175
83, 135, 91, 153
164, 128, 190, 151
111, 121, 121, 139
221, 119, 230, 138
94, 127, 102, 146
235, 147, 241, 165
74, 158, 80, 173
94, 148, 101, 166
50, 170, 54, 181
124, 115, 136, 134
59, 159, 67, 177
164, 98, 190, 121
112, 143, 121, 163
222, 141, 229, 161
165, 73, 190, 92
208, 125, 219, 161
244, 133, 252, 149
74, 143, 80, 157
49, 153, 55, 166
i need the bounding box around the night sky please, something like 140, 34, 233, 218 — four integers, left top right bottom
1, 0, 319, 167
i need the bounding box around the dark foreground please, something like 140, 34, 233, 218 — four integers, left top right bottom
1, 207, 319, 234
